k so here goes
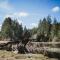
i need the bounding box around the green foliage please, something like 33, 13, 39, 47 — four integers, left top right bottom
46, 15, 52, 36
22, 26, 31, 46
12, 20, 23, 41
30, 27, 37, 35
1, 17, 23, 41
0, 16, 60, 42
37, 16, 60, 42
1, 17, 13, 39
27, 15, 60, 42
23, 26, 31, 39
38, 16, 52, 36
0, 31, 2, 40
37, 16, 52, 42
52, 18, 58, 37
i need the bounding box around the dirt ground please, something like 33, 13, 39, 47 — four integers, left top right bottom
0, 50, 58, 60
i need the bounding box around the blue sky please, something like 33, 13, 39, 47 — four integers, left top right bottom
0, 0, 60, 29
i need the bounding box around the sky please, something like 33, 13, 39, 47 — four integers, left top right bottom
0, 0, 60, 29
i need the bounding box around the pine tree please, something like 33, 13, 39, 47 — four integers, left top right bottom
47, 15, 52, 36
12, 20, 23, 41
23, 26, 31, 46
1, 18, 23, 41
1, 17, 13, 40
52, 18, 58, 37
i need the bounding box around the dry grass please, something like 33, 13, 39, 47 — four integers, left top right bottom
0, 50, 58, 60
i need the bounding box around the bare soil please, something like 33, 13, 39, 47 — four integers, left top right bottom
0, 50, 58, 60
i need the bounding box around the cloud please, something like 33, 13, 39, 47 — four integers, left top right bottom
4, 14, 13, 18
4, 12, 28, 24
4, 12, 29, 18
4, 14, 23, 24
18, 20, 22, 24
52, 6, 60, 12
30, 23, 38, 29
15, 19, 23, 24
0, 0, 13, 11
13, 12, 29, 17
19, 12, 28, 17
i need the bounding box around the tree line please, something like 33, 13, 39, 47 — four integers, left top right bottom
0, 17, 31, 45
30, 16, 60, 42
0, 16, 60, 42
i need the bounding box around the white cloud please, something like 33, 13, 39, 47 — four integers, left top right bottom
4, 14, 13, 18
52, 6, 60, 12
18, 20, 22, 24
4, 12, 29, 25
4, 14, 23, 24
16, 17, 23, 24
4, 12, 28, 24
19, 12, 28, 17
0, 0, 13, 11
4, 12, 29, 18
30, 23, 38, 29
12, 12, 29, 17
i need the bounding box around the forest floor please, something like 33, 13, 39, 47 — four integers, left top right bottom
0, 50, 58, 60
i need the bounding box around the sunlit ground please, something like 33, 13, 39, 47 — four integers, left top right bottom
0, 50, 58, 60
